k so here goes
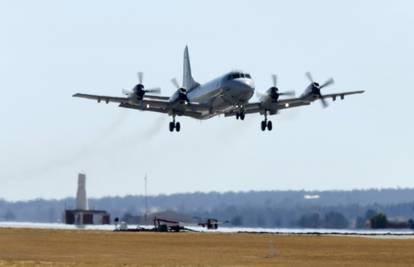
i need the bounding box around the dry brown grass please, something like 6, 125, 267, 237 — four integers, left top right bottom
0, 228, 413, 266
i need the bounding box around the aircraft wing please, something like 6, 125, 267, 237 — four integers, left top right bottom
73, 92, 172, 113
72, 93, 129, 103
224, 90, 364, 118
143, 95, 170, 100
73, 93, 170, 102
118, 100, 210, 119
276, 97, 310, 108
320, 90, 365, 101
224, 97, 310, 117
73, 93, 209, 119
119, 102, 205, 118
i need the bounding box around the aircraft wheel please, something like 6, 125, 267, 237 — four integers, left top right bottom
267, 120, 273, 131
261, 120, 266, 131
169, 122, 174, 132
175, 122, 181, 132
240, 113, 245, 120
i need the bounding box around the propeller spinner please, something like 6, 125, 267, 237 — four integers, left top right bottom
122, 72, 161, 100
305, 72, 334, 108
257, 74, 295, 102
171, 78, 190, 103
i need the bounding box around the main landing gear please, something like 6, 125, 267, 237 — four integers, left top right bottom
261, 120, 272, 131
235, 111, 245, 120
169, 115, 181, 132
260, 111, 273, 131
169, 121, 180, 132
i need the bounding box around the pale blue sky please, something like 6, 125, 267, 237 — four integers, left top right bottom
1, 0, 413, 200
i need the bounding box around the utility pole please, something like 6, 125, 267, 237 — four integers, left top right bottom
144, 173, 148, 224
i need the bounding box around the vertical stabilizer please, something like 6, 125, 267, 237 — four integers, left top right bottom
183, 46, 199, 90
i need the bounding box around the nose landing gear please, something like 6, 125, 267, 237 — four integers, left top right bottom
260, 111, 273, 131
169, 115, 181, 132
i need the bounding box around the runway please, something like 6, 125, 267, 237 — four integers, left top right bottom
0, 221, 413, 237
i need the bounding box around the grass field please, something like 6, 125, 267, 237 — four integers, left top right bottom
0, 228, 413, 266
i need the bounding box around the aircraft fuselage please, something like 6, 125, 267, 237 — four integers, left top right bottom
185, 71, 255, 119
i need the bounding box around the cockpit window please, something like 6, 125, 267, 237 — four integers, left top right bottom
228, 72, 250, 80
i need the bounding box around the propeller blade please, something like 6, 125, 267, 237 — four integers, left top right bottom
319, 95, 329, 108
186, 95, 191, 104
278, 90, 296, 96
256, 91, 268, 101
145, 87, 161, 94
171, 78, 180, 89
122, 89, 132, 96
137, 72, 143, 84
319, 78, 335, 89
256, 91, 266, 98
305, 72, 314, 83
271, 74, 277, 87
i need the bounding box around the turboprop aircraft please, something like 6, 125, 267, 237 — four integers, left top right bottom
73, 46, 364, 132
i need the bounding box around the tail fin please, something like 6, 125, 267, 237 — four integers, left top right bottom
183, 46, 199, 90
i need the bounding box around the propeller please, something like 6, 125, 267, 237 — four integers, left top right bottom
171, 78, 181, 90
305, 72, 314, 83
137, 71, 143, 84
171, 78, 190, 103
305, 72, 334, 108
122, 72, 161, 99
271, 74, 277, 88
257, 74, 295, 102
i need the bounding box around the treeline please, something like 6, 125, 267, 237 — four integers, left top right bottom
1, 188, 414, 229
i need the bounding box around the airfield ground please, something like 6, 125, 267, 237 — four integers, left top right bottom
0, 228, 413, 266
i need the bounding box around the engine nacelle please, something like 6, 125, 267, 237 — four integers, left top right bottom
133, 84, 145, 100
169, 88, 189, 103
268, 87, 279, 101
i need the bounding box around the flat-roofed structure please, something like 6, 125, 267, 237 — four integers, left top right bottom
64, 173, 110, 225
65, 209, 110, 225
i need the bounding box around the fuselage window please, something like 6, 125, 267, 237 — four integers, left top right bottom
245, 74, 251, 79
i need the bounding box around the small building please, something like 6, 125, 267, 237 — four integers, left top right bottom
64, 173, 110, 225
65, 209, 110, 225
198, 218, 219, 229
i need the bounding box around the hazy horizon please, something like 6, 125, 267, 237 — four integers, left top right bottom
2, 186, 414, 202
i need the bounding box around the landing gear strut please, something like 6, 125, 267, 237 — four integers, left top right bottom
169, 115, 181, 132
260, 111, 273, 131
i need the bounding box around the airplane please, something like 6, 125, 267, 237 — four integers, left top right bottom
73, 46, 364, 132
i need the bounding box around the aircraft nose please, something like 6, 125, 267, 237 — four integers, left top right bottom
236, 79, 255, 100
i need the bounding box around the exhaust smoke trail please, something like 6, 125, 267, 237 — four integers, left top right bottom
115, 115, 167, 148
8, 111, 129, 179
